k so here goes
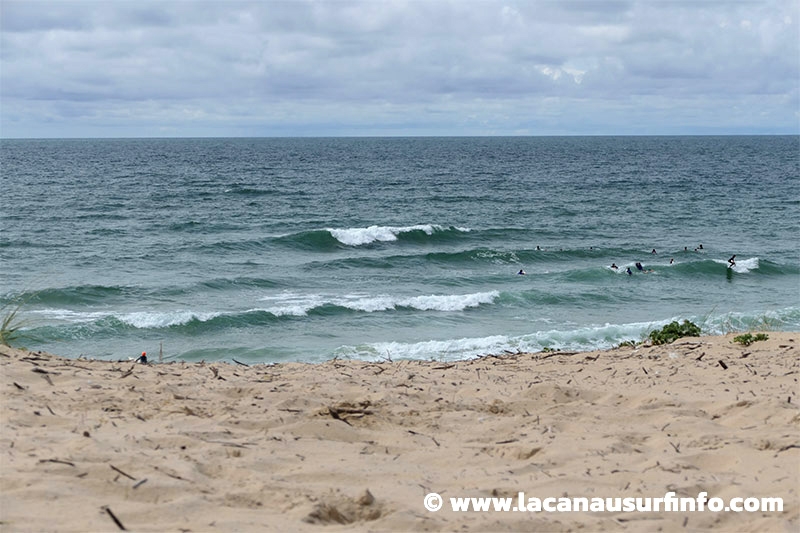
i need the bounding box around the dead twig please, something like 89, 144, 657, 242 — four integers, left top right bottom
39, 458, 75, 467
31, 367, 55, 385
540, 351, 580, 360
110, 464, 136, 481
103, 506, 127, 531
154, 466, 192, 482
408, 429, 440, 447
205, 440, 251, 448
327, 407, 353, 426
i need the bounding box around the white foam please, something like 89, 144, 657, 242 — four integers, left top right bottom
703, 306, 800, 335
335, 320, 669, 362
338, 335, 512, 361
396, 292, 498, 311
714, 257, 759, 273
327, 224, 468, 246
118, 311, 220, 328
259, 290, 499, 315
337, 295, 396, 313
27, 308, 221, 328
29, 309, 110, 323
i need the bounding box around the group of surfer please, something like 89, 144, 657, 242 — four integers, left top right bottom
515, 245, 737, 276
610, 262, 653, 275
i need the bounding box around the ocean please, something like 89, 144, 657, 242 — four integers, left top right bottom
2, 136, 798, 363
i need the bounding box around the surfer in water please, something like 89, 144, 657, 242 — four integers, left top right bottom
517, 269, 526, 275
626, 267, 633, 276
728, 255, 736, 268
611, 263, 618, 270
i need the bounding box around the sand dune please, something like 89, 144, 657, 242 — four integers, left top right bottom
1, 333, 798, 532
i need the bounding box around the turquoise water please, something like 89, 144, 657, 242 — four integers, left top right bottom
2, 136, 798, 362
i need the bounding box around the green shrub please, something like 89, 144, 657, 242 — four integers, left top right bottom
648, 320, 701, 345
733, 333, 769, 346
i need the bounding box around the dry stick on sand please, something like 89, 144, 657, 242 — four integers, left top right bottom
102, 506, 127, 531
109, 464, 136, 481
40, 458, 75, 467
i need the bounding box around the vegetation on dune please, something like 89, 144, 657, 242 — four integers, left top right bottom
648, 320, 702, 345
0, 302, 25, 347
733, 332, 769, 346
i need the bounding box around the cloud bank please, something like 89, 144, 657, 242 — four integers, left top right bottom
1, 0, 797, 137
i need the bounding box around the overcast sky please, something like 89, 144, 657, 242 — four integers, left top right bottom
1, 0, 798, 138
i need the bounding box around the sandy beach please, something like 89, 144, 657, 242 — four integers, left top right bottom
1, 333, 798, 532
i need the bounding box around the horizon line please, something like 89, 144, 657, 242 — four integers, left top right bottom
2, 133, 798, 141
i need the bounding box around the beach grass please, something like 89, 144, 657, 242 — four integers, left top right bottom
0, 297, 27, 347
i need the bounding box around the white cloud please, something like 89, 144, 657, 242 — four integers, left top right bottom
1, 0, 797, 137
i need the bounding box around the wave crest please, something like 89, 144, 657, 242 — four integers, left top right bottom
260, 290, 499, 315
327, 224, 470, 246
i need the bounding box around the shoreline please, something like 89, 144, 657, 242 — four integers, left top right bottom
2, 333, 798, 531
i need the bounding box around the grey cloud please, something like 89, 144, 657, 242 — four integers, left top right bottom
1, 0, 797, 137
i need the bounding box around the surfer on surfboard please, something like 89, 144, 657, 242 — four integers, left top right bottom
728, 255, 736, 268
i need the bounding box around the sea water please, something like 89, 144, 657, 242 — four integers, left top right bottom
2, 136, 798, 362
